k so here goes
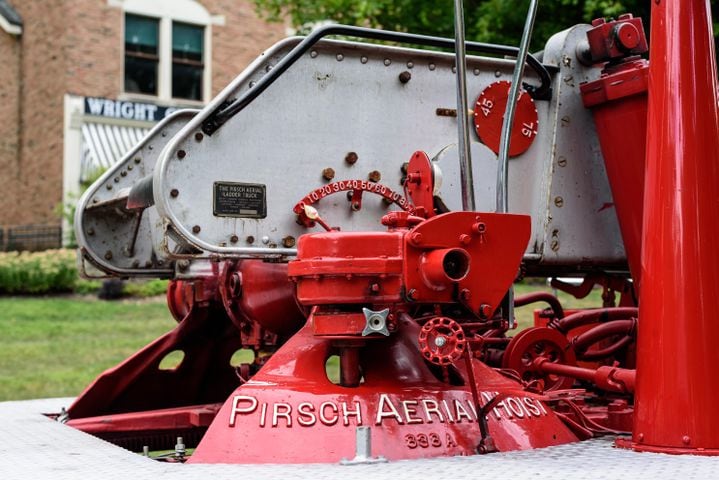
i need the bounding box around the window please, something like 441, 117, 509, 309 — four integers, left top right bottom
119, 0, 214, 103
172, 22, 204, 101
124, 15, 159, 96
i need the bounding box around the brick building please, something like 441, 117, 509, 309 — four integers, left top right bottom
0, 0, 284, 248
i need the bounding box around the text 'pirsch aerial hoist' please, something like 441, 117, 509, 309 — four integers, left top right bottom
66, 0, 719, 464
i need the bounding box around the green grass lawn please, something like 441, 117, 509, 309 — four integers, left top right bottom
0, 296, 175, 401
0, 284, 603, 401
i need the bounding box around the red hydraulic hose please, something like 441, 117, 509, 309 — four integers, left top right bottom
571, 319, 637, 354
555, 307, 638, 333
514, 291, 565, 319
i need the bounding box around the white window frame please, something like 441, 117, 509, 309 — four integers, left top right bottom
113, 0, 215, 104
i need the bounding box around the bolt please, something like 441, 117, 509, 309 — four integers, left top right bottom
473, 68, 480, 76
261, 235, 270, 244
410, 232, 423, 245
87, 228, 95, 236
473, 222, 486, 234
132, 259, 140, 268
336, 53, 344, 61
478, 304, 493, 319
560, 116, 571, 127
114, 176, 120, 183
322, 167, 335, 181
120, 170, 127, 177
360, 56, 368, 64
310, 50, 318, 58
429, 63, 436, 71
398, 71, 412, 83
383, 58, 391, 66
451, 66, 457, 73
434, 336, 447, 347
459, 234, 471, 245
407, 61, 414, 68
638, 433, 644, 442
246, 235, 255, 244
127, 164, 133, 170
554, 196, 564, 208
249, 81, 256, 88
104, 250, 113, 260
134, 157, 141, 164
557, 156, 567, 167
494, 70, 502, 77
282, 236, 296, 248
550, 240, 560, 252
351, 201, 361, 211
145, 260, 153, 268
177, 150, 186, 159
230, 234, 239, 243
192, 225, 201, 234
106, 184, 112, 190
368, 170, 381, 182
195, 132, 204, 142
460, 289, 471, 301
177, 259, 190, 272
369, 283, 380, 294
407, 288, 419, 301
170, 189, 179, 198
345, 151, 359, 165
682, 435, 691, 445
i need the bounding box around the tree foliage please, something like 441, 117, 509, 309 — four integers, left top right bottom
253, 0, 716, 51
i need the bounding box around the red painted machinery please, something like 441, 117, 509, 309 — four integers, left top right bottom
68, 0, 719, 464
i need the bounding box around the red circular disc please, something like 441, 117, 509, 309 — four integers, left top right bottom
502, 327, 576, 391
473, 80, 539, 157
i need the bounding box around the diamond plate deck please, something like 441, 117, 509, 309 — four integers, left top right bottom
2, 397, 718, 480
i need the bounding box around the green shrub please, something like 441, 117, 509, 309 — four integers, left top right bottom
0, 249, 169, 297
122, 279, 169, 298
0, 249, 78, 294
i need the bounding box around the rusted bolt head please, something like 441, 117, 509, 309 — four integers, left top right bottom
246, 235, 255, 244
368, 170, 381, 183
230, 234, 239, 244
177, 259, 190, 271
322, 167, 335, 181
134, 157, 141, 164
195, 132, 204, 142
104, 250, 113, 260
170, 189, 179, 198
192, 225, 201, 234
282, 236, 296, 248
345, 152, 359, 165
106, 184, 112, 190
398, 71, 412, 83
177, 150, 186, 159
120, 170, 127, 177
407, 288, 419, 301
478, 304, 493, 319
554, 196, 564, 208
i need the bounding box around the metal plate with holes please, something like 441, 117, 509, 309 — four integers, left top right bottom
4, 397, 719, 480
75, 110, 199, 278
151, 32, 623, 271
213, 182, 267, 218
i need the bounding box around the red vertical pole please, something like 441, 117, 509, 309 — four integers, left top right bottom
632, 0, 719, 454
